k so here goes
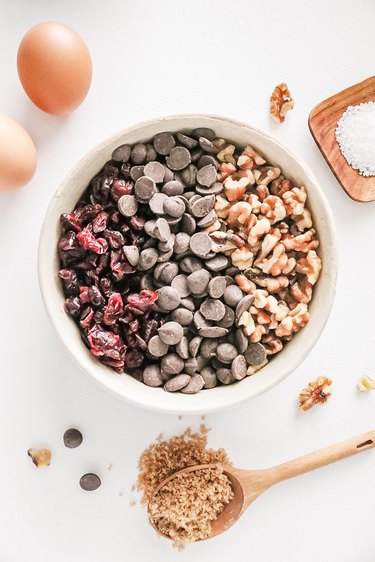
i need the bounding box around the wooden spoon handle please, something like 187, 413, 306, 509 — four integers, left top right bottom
267, 429, 375, 484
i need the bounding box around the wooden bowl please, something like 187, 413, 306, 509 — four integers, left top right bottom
309, 76, 375, 203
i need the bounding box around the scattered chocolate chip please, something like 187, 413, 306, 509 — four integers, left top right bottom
63, 428, 83, 449
80, 473, 101, 491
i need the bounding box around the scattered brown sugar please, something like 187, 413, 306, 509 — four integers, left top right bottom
149, 466, 233, 543
136, 426, 233, 543
136, 426, 230, 505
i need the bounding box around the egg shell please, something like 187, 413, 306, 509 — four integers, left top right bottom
0, 113, 37, 191
17, 21, 92, 115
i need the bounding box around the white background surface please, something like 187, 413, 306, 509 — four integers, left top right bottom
1, 1, 375, 560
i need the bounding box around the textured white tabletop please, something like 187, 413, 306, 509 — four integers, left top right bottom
1, 1, 375, 560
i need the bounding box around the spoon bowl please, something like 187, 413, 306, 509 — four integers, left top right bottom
148, 429, 375, 541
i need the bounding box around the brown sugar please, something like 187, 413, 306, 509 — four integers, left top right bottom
136, 426, 233, 543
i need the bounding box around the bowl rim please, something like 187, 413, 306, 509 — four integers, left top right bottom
38, 113, 338, 414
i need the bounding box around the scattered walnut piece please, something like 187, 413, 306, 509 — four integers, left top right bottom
299, 376, 332, 411
27, 447, 51, 468
270, 82, 295, 123
358, 375, 375, 392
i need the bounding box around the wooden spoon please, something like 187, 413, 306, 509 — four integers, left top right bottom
148, 429, 375, 541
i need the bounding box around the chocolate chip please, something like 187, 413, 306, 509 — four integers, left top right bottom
118, 195, 138, 217
231, 355, 247, 380
162, 164, 174, 182
138, 248, 158, 271
175, 336, 190, 359
193, 310, 212, 331
112, 144, 131, 162
199, 137, 218, 154
145, 143, 157, 162
187, 269, 211, 295
196, 164, 217, 187
171, 274, 190, 298
134, 176, 157, 202
197, 154, 219, 169
180, 256, 202, 274
174, 232, 191, 254
205, 255, 229, 271
224, 285, 244, 307
123, 245, 140, 266
191, 127, 216, 141
181, 374, 204, 394
208, 276, 227, 299
161, 353, 184, 374
166, 146, 191, 171
180, 297, 195, 311
181, 164, 197, 187
200, 338, 219, 358
190, 194, 216, 218
63, 428, 83, 448
234, 328, 248, 354
236, 295, 255, 319
197, 210, 218, 228
216, 343, 238, 364
170, 308, 194, 326
148, 335, 169, 357
163, 196, 186, 218
216, 368, 236, 385
162, 180, 184, 196
143, 364, 163, 387
184, 357, 198, 374
189, 336, 203, 357
245, 343, 267, 366
200, 298, 226, 321
140, 273, 154, 291
157, 247, 174, 262
153, 218, 170, 242
131, 143, 147, 165
80, 473, 101, 491
180, 213, 196, 235
176, 132, 199, 149
198, 327, 229, 338
158, 322, 184, 345
130, 165, 144, 181
140, 163, 164, 186
159, 262, 179, 283
144, 219, 156, 236
196, 182, 224, 196
189, 232, 212, 257
200, 367, 217, 388
164, 374, 190, 392
153, 132, 176, 155
217, 305, 235, 328
156, 287, 181, 311
158, 234, 175, 252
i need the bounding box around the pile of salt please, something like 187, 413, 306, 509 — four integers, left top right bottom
335, 101, 375, 177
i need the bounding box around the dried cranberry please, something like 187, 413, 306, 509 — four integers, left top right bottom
88, 325, 126, 360
80, 306, 94, 329
92, 211, 109, 233
110, 250, 135, 281
79, 286, 90, 303
129, 318, 140, 333
76, 204, 103, 225
141, 318, 159, 342
64, 297, 82, 317
129, 215, 145, 231
134, 334, 147, 350
125, 349, 144, 369
100, 278, 113, 299
88, 285, 105, 308
77, 229, 108, 255
101, 357, 124, 372
60, 212, 82, 232
75, 254, 98, 270
103, 163, 119, 178
111, 179, 134, 202
104, 229, 125, 249
103, 293, 123, 326
127, 290, 158, 311
92, 176, 111, 205
129, 368, 144, 382
121, 162, 131, 178
109, 211, 121, 226
96, 253, 110, 274
59, 231, 80, 252
58, 269, 78, 295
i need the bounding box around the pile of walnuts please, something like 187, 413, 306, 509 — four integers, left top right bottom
206, 141, 321, 362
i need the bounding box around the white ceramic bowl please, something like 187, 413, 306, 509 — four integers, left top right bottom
38, 114, 338, 414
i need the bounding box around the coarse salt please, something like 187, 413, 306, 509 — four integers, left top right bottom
335, 101, 375, 177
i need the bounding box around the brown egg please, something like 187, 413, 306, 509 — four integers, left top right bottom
17, 21, 92, 115
0, 113, 37, 191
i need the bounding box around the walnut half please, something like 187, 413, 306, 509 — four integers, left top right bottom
270, 83, 295, 123
299, 376, 332, 411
